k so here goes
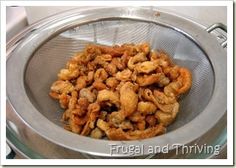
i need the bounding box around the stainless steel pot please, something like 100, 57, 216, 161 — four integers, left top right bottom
6, 7, 227, 158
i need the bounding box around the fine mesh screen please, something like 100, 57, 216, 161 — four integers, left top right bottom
25, 19, 214, 132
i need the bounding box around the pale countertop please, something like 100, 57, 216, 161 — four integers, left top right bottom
6, 6, 227, 159
7, 6, 227, 41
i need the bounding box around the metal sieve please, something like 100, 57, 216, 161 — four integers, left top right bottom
6, 7, 227, 158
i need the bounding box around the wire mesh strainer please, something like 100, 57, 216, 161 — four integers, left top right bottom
7, 7, 226, 158
24, 19, 214, 132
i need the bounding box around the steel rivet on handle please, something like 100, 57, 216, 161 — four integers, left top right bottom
206, 23, 227, 48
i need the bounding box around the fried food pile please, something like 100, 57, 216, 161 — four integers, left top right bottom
49, 43, 192, 140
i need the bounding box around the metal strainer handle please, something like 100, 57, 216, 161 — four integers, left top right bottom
206, 23, 227, 48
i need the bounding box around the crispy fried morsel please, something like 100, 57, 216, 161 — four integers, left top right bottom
157, 102, 179, 115
121, 52, 131, 67
131, 70, 138, 82
115, 81, 125, 92
120, 43, 138, 56
128, 111, 145, 122
118, 120, 134, 130
135, 61, 158, 74
87, 61, 96, 71
73, 115, 88, 125
155, 111, 173, 126
120, 82, 138, 117
71, 98, 89, 117
137, 120, 146, 130
75, 76, 87, 90
50, 80, 74, 94
68, 91, 78, 110
90, 127, 104, 139
97, 119, 165, 140
93, 54, 112, 67
153, 90, 176, 104
108, 111, 125, 126
142, 89, 179, 113
87, 71, 94, 84
81, 103, 101, 136
92, 81, 107, 90
69, 118, 82, 134
79, 88, 96, 103
128, 52, 147, 70
137, 42, 150, 55
164, 67, 192, 97
155, 104, 179, 126
106, 77, 119, 89
58, 60, 80, 80
156, 50, 174, 67
99, 111, 108, 120
176, 68, 192, 95
97, 90, 120, 107
163, 66, 180, 80
49, 91, 59, 99
145, 115, 157, 127
97, 45, 125, 57
94, 68, 108, 81
149, 51, 159, 61
115, 69, 132, 81
84, 44, 102, 62
108, 112, 134, 130
136, 73, 170, 87
163, 81, 181, 97
137, 101, 157, 115
62, 109, 70, 121
111, 58, 126, 70
58, 93, 71, 109
104, 63, 117, 76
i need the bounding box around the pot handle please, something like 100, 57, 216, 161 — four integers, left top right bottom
206, 23, 227, 48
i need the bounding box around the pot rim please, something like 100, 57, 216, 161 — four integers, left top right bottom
6, 7, 227, 157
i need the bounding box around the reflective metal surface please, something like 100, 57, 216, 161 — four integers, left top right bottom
6, 7, 227, 158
